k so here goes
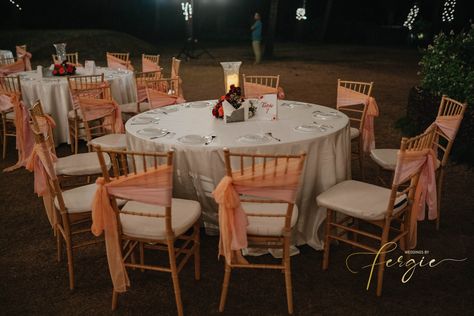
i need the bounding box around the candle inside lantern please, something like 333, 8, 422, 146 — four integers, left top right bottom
220, 61, 242, 93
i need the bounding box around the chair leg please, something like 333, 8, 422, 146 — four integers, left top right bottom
376, 225, 390, 296
358, 138, 364, 180
436, 169, 445, 230
56, 230, 62, 262
139, 242, 145, 272
2, 114, 7, 160
65, 238, 75, 290
322, 209, 333, 270
111, 290, 119, 311
219, 263, 232, 312
194, 222, 201, 281
74, 119, 79, 155
283, 234, 294, 314
168, 238, 184, 316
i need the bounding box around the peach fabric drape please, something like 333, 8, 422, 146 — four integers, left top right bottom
0, 94, 14, 111
107, 54, 134, 71
2, 93, 34, 172
429, 115, 463, 141
16, 46, 32, 71
78, 97, 124, 133
142, 57, 161, 73
91, 165, 173, 293
212, 160, 303, 264
393, 149, 437, 249
337, 86, 379, 153
146, 88, 184, 109
0, 59, 26, 76
244, 82, 278, 99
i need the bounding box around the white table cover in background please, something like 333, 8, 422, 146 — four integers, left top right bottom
0, 50, 14, 63
16, 67, 136, 144
126, 100, 351, 250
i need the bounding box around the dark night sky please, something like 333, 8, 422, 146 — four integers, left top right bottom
1, 0, 473, 44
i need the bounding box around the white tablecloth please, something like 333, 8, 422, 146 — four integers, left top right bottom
0, 50, 14, 63
16, 67, 137, 144
125, 100, 351, 250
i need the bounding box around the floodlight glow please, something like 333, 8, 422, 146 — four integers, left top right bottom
9, 0, 22, 11
296, 8, 307, 21
442, 0, 456, 22
403, 4, 419, 31
181, 2, 193, 21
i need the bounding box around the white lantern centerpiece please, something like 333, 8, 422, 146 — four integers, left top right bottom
220, 61, 241, 93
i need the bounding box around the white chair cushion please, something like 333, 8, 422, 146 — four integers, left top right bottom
55, 152, 111, 176
54, 183, 126, 214
138, 102, 151, 112
241, 201, 298, 237
370, 148, 441, 171
119, 102, 139, 114
88, 134, 127, 150
350, 127, 360, 140
5, 111, 15, 120
316, 180, 407, 221
68, 109, 83, 120
119, 199, 201, 240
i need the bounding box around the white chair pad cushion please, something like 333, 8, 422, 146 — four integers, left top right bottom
119, 102, 139, 113
316, 180, 407, 221
68, 109, 83, 120
370, 148, 441, 171
5, 111, 15, 120
241, 201, 298, 237
54, 183, 125, 214
350, 127, 360, 140
138, 102, 151, 112
55, 152, 111, 176
119, 199, 201, 240
88, 134, 127, 150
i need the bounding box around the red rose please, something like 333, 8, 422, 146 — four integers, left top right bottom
218, 105, 224, 117
52, 70, 58, 75
67, 65, 74, 73
59, 68, 65, 75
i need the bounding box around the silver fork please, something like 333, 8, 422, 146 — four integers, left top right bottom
204, 135, 216, 145
266, 132, 281, 142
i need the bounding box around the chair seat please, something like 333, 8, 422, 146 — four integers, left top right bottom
88, 134, 127, 150
5, 111, 15, 120
120, 199, 201, 240
316, 180, 407, 221
241, 201, 298, 237
350, 127, 360, 140
68, 109, 83, 120
55, 152, 111, 176
54, 183, 124, 214
370, 148, 441, 171
119, 102, 139, 114
138, 102, 151, 112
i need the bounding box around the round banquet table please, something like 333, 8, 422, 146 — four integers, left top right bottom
16, 67, 137, 144
125, 100, 351, 250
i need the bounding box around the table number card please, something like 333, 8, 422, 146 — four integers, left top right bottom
256, 93, 278, 120
84, 60, 96, 75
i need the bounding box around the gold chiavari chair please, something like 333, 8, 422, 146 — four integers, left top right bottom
52, 52, 81, 66
145, 77, 182, 109
106, 52, 133, 70
29, 100, 111, 183
170, 57, 184, 98
118, 70, 162, 115
217, 149, 306, 314
93, 146, 201, 315
0, 75, 21, 159
317, 128, 437, 296
0, 57, 25, 74
28, 129, 118, 290
142, 54, 160, 69
337, 79, 374, 179
67, 74, 109, 154
242, 74, 280, 97
370, 95, 467, 229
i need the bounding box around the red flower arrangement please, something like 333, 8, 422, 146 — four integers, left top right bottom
212, 84, 244, 119
52, 61, 76, 76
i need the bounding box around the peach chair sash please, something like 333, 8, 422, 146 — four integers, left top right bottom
78, 97, 124, 133
337, 86, 379, 153
429, 115, 463, 141
16, 46, 32, 71
0, 59, 26, 76
107, 54, 134, 71
212, 160, 303, 264
0, 94, 14, 112
136, 83, 148, 103
146, 88, 184, 109
393, 149, 437, 249
91, 165, 173, 292
26, 142, 58, 197
142, 56, 161, 73
244, 82, 278, 99
2, 93, 34, 172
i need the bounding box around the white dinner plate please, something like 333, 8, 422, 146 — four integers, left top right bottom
177, 134, 207, 144
294, 124, 323, 132
312, 110, 341, 120
132, 116, 160, 124
137, 128, 168, 137
237, 134, 271, 144
188, 101, 211, 108
149, 106, 179, 114
281, 102, 312, 109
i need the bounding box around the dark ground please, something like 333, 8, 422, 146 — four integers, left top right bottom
1, 31, 473, 315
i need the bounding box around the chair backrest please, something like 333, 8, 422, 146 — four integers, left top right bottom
433, 95, 467, 167
242, 75, 279, 98
337, 79, 373, 131
135, 70, 162, 85
142, 54, 160, 65
171, 57, 181, 78
78, 98, 118, 142
52, 52, 80, 65
29, 100, 56, 155
223, 149, 306, 231
387, 128, 437, 217
0, 75, 21, 95
94, 146, 175, 236
107, 52, 130, 62
0, 57, 15, 65
0, 57, 25, 74
67, 74, 109, 100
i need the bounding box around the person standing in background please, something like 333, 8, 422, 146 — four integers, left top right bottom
251, 13, 262, 64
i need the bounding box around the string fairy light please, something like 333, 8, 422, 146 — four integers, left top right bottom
181, 2, 193, 21
8, 0, 22, 11
441, 0, 456, 22
403, 4, 419, 31
296, 0, 307, 21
